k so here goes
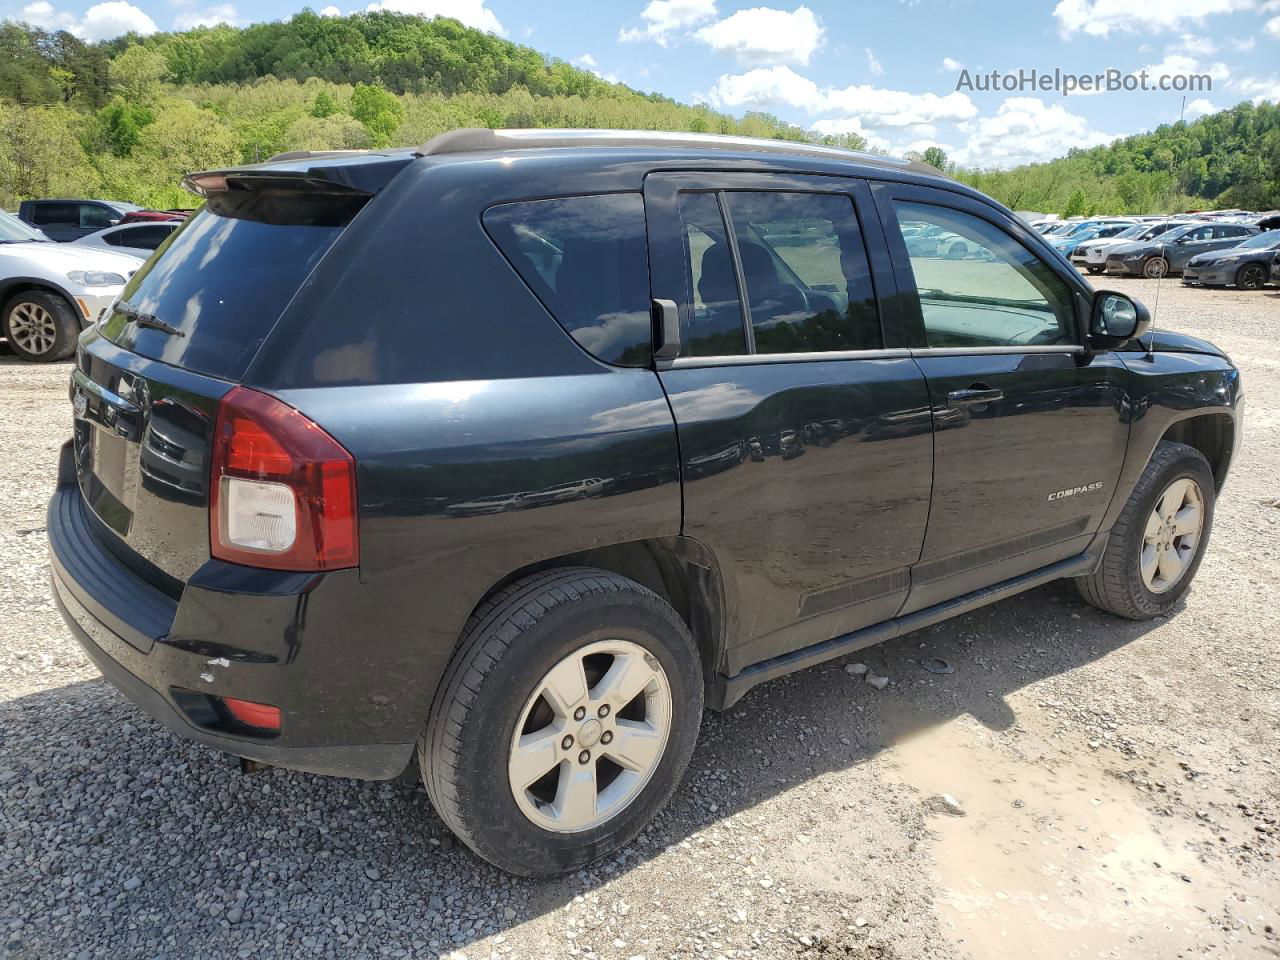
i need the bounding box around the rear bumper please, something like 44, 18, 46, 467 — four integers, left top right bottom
47, 456, 416, 780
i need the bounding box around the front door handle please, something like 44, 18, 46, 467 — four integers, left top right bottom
947, 385, 1004, 407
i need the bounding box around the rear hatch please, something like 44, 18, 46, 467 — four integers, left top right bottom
70, 157, 407, 586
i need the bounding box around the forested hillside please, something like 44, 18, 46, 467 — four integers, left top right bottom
958, 101, 1280, 215
0, 12, 820, 210
0, 10, 1277, 214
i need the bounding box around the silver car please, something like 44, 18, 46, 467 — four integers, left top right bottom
0, 211, 142, 361
72, 221, 181, 261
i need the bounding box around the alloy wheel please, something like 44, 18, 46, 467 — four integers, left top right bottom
1237, 264, 1265, 291
1140, 477, 1204, 594
1143, 257, 1169, 279
7, 301, 57, 356
508, 638, 671, 833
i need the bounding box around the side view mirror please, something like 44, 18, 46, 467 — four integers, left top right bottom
1091, 291, 1151, 341
108, 218, 122, 227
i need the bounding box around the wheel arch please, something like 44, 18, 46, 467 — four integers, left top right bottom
1158, 412, 1235, 491
0, 276, 80, 314
462, 536, 727, 696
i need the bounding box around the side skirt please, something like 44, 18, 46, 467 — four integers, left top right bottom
707, 533, 1109, 710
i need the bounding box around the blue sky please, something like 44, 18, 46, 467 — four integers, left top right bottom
8, 0, 1280, 167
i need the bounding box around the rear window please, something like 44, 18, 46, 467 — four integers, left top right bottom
101, 188, 364, 381
483, 193, 652, 367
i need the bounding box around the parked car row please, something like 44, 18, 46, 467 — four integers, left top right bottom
1029, 212, 1280, 289
1, 199, 187, 361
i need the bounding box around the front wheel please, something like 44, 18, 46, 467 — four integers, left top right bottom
2, 290, 79, 362
1143, 256, 1170, 279
1076, 442, 1215, 619
420, 568, 703, 877
1236, 263, 1267, 290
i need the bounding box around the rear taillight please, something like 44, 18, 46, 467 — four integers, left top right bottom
210, 386, 358, 571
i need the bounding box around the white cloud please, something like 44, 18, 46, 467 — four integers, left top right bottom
320, 5, 341, 15
1266, 14, 1280, 35
864, 47, 884, 77
940, 56, 965, 71
808, 116, 891, 152
822, 84, 977, 126
618, 0, 717, 44
174, 3, 239, 29
1231, 74, 1280, 102
1168, 33, 1217, 55
363, 0, 504, 35
694, 5, 824, 65
1053, 0, 1256, 37
23, 1, 158, 39
1143, 51, 1230, 84
952, 97, 1115, 168
1184, 97, 1217, 118
699, 64, 823, 109
572, 52, 619, 83
1230, 36, 1256, 50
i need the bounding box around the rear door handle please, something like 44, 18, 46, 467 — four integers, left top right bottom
947, 385, 1003, 407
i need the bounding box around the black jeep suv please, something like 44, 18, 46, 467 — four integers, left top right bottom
49, 129, 1243, 877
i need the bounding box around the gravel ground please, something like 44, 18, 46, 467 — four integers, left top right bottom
1, 277, 1278, 960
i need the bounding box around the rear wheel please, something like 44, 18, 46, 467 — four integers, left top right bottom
420, 568, 703, 877
1143, 256, 1169, 279
1076, 442, 1215, 619
1235, 263, 1267, 290
2, 290, 79, 362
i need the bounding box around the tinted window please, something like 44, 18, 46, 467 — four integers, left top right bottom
484, 194, 652, 367
724, 191, 880, 353
80, 204, 115, 229
677, 192, 747, 357
1180, 225, 1213, 242
31, 202, 77, 226
894, 201, 1074, 348
123, 224, 173, 249
101, 189, 362, 381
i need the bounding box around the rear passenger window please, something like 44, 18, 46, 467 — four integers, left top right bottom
724, 191, 880, 353
31, 202, 77, 226
484, 194, 652, 367
80, 205, 115, 229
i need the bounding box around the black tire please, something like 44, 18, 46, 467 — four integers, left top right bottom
1142, 256, 1169, 280
1076, 442, 1215, 619
2, 290, 79, 362
419, 567, 704, 877
946, 242, 966, 260
1235, 263, 1267, 291
1086, 265, 1105, 275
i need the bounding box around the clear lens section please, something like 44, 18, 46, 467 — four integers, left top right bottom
221, 477, 296, 552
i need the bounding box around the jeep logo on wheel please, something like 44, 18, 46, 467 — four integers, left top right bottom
1048, 481, 1104, 501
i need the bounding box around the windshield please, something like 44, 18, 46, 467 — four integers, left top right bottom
0, 210, 47, 243
1235, 230, 1280, 249
1108, 224, 1147, 240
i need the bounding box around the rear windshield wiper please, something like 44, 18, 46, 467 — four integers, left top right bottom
116, 300, 185, 337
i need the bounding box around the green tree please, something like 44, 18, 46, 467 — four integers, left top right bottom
312, 90, 339, 118
350, 82, 404, 145
1062, 187, 1088, 217
108, 46, 168, 106
921, 146, 949, 172
96, 97, 155, 156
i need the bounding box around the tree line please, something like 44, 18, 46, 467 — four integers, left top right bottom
0, 12, 1276, 214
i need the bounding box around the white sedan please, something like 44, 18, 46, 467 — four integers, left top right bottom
0, 211, 142, 362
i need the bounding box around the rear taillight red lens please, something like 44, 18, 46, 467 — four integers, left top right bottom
210, 386, 358, 571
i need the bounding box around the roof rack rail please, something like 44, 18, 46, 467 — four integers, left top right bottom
414, 127, 934, 173
266, 149, 371, 163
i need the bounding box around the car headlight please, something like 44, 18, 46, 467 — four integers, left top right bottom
1214, 255, 1241, 263
67, 270, 126, 287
